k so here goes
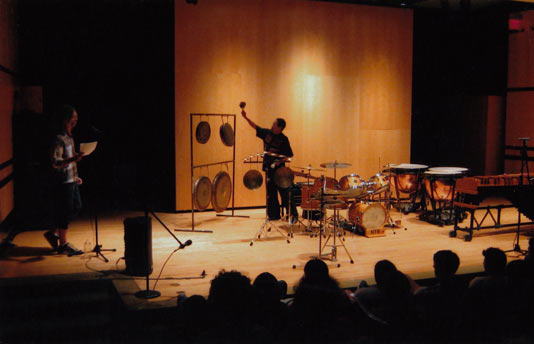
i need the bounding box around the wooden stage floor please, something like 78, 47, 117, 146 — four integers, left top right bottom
1, 202, 532, 310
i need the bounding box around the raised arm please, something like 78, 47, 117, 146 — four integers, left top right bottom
241, 110, 258, 130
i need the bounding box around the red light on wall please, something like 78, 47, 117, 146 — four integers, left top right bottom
509, 18, 523, 33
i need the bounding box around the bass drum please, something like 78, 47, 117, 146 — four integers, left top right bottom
348, 202, 386, 230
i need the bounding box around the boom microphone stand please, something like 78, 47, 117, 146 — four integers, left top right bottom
135, 208, 193, 299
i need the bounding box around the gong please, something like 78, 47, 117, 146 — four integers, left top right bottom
195, 121, 211, 144
219, 123, 235, 147
243, 169, 263, 190
273, 167, 294, 189
193, 176, 212, 210
212, 171, 232, 213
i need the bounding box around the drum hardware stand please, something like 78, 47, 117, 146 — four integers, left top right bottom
281, 187, 301, 238
250, 173, 291, 246
319, 204, 354, 264
301, 168, 321, 236
382, 190, 401, 234
381, 164, 401, 233
313, 177, 354, 264
506, 137, 531, 255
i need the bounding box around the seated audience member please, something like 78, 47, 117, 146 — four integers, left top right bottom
352, 260, 416, 341
251, 272, 289, 340
504, 259, 532, 339
205, 270, 257, 341
181, 295, 209, 341
353, 260, 419, 315
469, 247, 507, 290
289, 259, 354, 343
461, 247, 508, 342
524, 237, 534, 280
414, 250, 466, 342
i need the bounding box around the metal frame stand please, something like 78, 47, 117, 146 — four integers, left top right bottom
176, 113, 248, 234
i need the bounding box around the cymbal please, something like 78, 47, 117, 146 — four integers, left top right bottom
292, 169, 319, 179
320, 161, 352, 169
293, 165, 325, 172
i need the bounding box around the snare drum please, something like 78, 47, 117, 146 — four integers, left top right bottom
313, 177, 347, 209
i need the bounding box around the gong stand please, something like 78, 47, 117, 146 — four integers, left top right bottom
176, 114, 246, 234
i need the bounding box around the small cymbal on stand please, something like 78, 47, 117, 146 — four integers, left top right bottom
320, 161, 352, 169
293, 165, 325, 172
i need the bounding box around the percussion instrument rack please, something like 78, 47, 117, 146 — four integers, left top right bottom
176, 113, 246, 234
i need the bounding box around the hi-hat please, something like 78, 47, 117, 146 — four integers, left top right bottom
320, 161, 352, 169
293, 165, 325, 172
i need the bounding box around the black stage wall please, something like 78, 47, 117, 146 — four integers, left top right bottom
14, 0, 176, 225
411, 6, 509, 175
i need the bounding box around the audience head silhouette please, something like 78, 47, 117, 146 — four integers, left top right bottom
482, 247, 507, 276
433, 250, 460, 280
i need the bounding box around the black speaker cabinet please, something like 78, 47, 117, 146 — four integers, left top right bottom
124, 216, 153, 276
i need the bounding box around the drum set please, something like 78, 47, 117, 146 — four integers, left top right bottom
243, 154, 470, 261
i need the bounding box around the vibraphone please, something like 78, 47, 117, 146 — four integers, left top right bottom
451, 174, 534, 241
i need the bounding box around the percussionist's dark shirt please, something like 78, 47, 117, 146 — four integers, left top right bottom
256, 126, 293, 172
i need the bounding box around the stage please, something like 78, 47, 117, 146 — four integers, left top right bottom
1, 201, 532, 311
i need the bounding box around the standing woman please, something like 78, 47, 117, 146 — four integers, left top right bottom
44, 105, 84, 255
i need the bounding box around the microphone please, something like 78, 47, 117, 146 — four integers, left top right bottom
179, 239, 193, 249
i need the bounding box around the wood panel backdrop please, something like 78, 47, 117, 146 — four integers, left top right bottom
175, 0, 413, 211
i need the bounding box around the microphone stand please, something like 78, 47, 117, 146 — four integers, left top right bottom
506, 138, 531, 256
135, 208, 193, 299
84, 139, 116, 261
